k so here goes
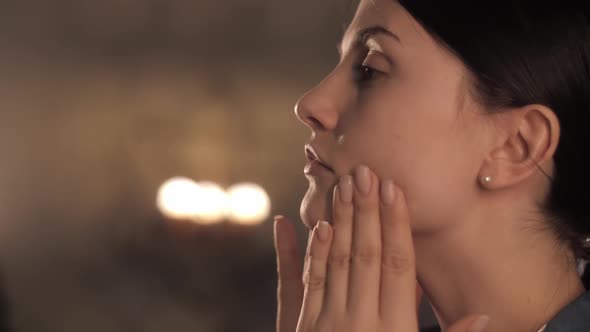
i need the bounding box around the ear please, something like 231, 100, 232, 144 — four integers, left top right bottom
479, 105, 560, 190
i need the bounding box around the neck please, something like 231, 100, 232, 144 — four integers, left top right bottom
414, 203, 585, 332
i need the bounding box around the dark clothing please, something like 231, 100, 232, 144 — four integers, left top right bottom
545, 290, 590, 332
420, 290, 590, 332
420, 327, 441, 332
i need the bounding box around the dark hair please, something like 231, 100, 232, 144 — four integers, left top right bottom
397, 1, 590, 289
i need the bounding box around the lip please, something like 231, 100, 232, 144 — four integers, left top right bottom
304, 159, 333, 175
304, 145, 334, 173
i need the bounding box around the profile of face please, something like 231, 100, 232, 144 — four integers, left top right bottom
295, 0, 491, 233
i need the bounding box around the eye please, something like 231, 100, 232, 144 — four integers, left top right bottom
353, 64, 379, 83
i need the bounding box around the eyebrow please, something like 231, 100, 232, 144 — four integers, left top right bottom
337, 25, 402, 56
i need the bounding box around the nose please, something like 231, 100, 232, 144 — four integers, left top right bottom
294, 72, 342, 132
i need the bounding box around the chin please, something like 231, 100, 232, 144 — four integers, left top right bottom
299, 182, 334, 229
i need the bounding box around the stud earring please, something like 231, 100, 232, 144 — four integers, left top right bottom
481, 176, 492, 185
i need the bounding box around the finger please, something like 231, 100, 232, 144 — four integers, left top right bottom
446, 315, 490, 332
274, 216, 304, 332
378, 182, 418, 329
300, 221, 333, 327
348, 165, 382, 316
302, 231, 313, 286
324, 175, 353, 313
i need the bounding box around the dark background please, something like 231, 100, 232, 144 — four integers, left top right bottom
0, 1, 437, 331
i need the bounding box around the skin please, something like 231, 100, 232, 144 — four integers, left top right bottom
274, 168, 490, 332
274, 0, 586, 331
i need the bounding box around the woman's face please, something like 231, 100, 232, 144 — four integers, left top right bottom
295, 0, 489, 233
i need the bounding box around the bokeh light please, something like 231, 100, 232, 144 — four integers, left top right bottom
193, 181, 229, 225
157, 179, 271, 226
226, 183, 271, 226
157, 177, 202, 220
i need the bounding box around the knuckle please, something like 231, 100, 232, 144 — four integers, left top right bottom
381, 249, 414, 274
304, 270, 326, 291
352, 246, 381, 265
328, 252, 351, 270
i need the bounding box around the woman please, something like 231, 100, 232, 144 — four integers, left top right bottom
273, 1, 590, 331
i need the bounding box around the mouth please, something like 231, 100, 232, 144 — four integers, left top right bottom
305, 145, 334, 172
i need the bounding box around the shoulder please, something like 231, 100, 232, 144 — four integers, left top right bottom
545, 290, 590, 332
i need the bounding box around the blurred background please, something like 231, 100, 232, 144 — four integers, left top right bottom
0, 0, 436, 331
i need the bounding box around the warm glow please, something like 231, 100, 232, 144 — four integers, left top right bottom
157, 177, 202, 220
157, 178, 269, 226
226, 183, 271, 226
193, 181, 229, 224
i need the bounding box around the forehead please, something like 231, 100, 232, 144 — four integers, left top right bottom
341, 0, 425, 54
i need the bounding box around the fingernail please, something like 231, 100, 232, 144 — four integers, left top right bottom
469, 316, 490, 332
354, 165, 371, 195
316, 221, 331, 242
339, 175, 353, 203
273, 215, 284, 222
380, 180, 395, 205
273, 216, 282, 238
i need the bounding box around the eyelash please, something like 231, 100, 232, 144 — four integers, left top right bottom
353, 63, 379, 84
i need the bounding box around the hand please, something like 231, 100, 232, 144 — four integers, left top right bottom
274, 165, 490, 332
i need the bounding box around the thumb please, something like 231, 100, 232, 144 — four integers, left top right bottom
274, 215, 304, 332
446, 315, 490, 332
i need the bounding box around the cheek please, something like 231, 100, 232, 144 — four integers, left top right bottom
346, 117, 478, 232
397, 141, 480, 233
340, 86, 479, 231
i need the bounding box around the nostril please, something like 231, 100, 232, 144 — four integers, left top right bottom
307, 116, 324, 130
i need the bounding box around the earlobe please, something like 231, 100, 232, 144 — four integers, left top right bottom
478, 105, 560, 190
479, 175, 493, 187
